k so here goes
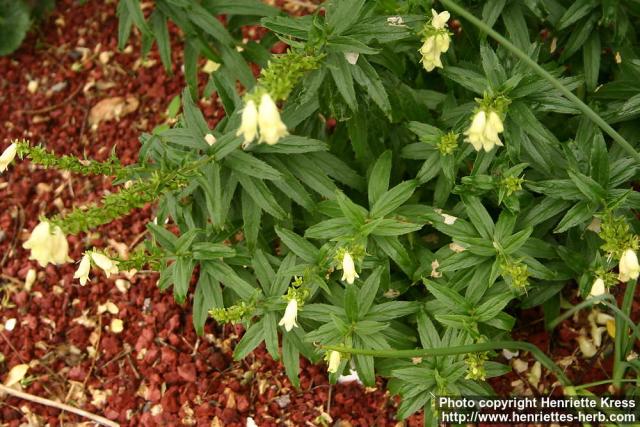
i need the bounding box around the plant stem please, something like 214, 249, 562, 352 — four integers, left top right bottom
612, 279, 637, 391
439, 0, 640, 164
323, 340, 571, 386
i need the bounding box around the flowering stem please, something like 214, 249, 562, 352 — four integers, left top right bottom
439, 0, 640, 164
322, 340, 571, 386
612, 279, 638, 391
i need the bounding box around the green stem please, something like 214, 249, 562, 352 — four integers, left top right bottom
439, 0, 640, 164
572, 378, 638, 391
323, 340, 571, 386
613, 279, 637, 391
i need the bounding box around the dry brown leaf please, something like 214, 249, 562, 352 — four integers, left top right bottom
89, 96, 139, 127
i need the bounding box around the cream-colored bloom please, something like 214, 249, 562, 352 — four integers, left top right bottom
0, 143, 17, 173
278, 298, 299, 332
258, 94, 288, 145
204, 133, 216, 146
327, 351, 341, 373
74, 253, 91, 286
202, 60, 220, 74
236, 100, 259, 144
619, 248, 640, 282
464, 110, 504, 152
341, 251, 359, 284
91, 252, 119, 278
344, 52, 359, 65
589, 278, 606, 298
431, 9, 450, 29
22, 221, 71, 267
419, 33, 450, 72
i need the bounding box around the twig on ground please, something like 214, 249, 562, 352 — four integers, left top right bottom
0, 383, 119, 427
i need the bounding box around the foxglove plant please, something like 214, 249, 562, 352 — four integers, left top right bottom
6, 0, 640, 424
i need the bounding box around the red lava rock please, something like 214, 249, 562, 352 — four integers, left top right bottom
177, 363, 197, 382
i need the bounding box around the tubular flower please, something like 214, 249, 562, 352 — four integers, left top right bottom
22, 221, 72, 267
419, 9, 451, 72
90, 252, 119, 278
236, 100, 259, 144
257, 94, 288, 145
278, 298, 299, 332
327, 351, 341, 374
74, 253, 91, 286
618, 248, 640, 282
589, 277, 606, 298
341, 251, 359, 284
464, 110, 504, 152
0, 143, 17, 173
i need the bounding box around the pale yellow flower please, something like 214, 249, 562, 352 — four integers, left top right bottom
0, 143, 17, 173
464, 110, 504, 152
74, 253, 92, 286
90, 252, 119, 278
327, 351, 341, 373
236, 100, 259, 144
23, 221, 71, 267
257, 94, 288, 145
618, 248, 639, 282
341, 252, 359, 284
278, 298, 299, 332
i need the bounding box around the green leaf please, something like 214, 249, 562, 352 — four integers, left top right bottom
327, 53, 357, 111
326, 0, 365, 35
475, 293, 513, 322
193, 270, 222, 335
557, 0, 598, 30
150, 11, 172, 73
192, 242, 235, 259
554, 200, 595, 233
305, 218, 356, 240
568, 169, 606, 203
275, 227, 319, 263
461, 195, 495, 239
236, 173, 286, 219
424, 281, 469, 313
501, 227, 533, 254
233, 319, 264, 360
116, 0, 133, 50
358, 267, 382, 317
173, 257, 196, 304
370, 181, 417, 218
204, 261, 256, 300
123, 0, 151, 34
336, 191, 368, 226
147, 223, 177, 251
263, 312, 280, 361
241, 189, 261, 251
441, 67, 487, 94
282, 331, 300, 388
368, 151, 392, 207
225, 151, 282, 181
583, 33, 600, 92
351, 57, 392, 117
188, 3, 233, 45
327, 36, 379, 54
368, 219, 423, 236
203, 0, 279, 16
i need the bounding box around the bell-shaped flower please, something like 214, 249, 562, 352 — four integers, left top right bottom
90, 252, 119, 278
0, 143, 17, 173
341, 251, 359, 284
419, 33, 450, 72
258, 94, 288, 145
589, 277, 606, 298
278, 298, 299, 332
619, 248, 640, 282
327, 351, 341, 374
431, 9, 450, 29
464, 110, 504, 152
74, 253, 92, 286
23, 221, 72, 267
236, 100, 259, 144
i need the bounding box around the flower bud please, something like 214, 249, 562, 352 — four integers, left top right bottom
341, 251, 359, 284
0, 143, 17, 173
236, 100, 259, 144
618, 248, 640, 282
327, 351, 341, 374
258, 94, 288, 145
74, 253, 92, 286
22, 221, 72, 267
278, 298, 299, 332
